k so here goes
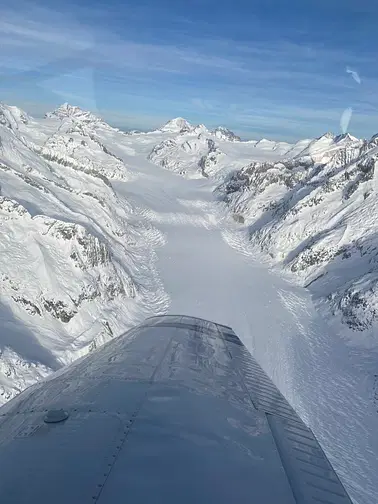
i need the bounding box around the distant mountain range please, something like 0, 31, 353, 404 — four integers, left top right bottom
1, 100, 378, 404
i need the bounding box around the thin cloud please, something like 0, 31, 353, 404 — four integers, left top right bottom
340, 107, 353, 133
0, 5, 372, 88
346, 66, 362, 84
0, 18, 92, 51
0, 5, 362, 82
2, 2, 378, 141
191, 98, 215, 111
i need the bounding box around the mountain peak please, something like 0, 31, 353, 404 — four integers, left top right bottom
192, 124, 208, 134
212, 126, 241, 142
255, 138, 275, 146
0, 102, 30, 129
45, 103, 101, 124
334, 132, 359, 143
317, 132, 335, 140
160, 117, 192, 133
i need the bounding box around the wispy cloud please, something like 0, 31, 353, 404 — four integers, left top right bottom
346, 66, 362, 84
191, 98, 216, 111
0, 7, 93, 50
1, 1, 378, 140
0, 20, 90, 49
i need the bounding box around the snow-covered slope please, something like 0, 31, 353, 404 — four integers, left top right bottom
1, 102, 378, 504
159, 117, 192, 133
148, 118, 296, 178
216, 131, 378, 336
147, 117, 378, 334
148, 135, 226, 178
0, 102, 169, 403
212, 126, 241, 142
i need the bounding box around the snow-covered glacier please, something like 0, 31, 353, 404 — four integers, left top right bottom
217, 131, 378, 338
1, 102, 378, 504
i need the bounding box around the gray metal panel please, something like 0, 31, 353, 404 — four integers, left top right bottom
0, 410, 125, 503
141, 314, 222, 339
98, 385, 296, 504
227, 341, 302, 421
0, 315, 352, 504
268, 414, 353, 503
0, 325, 172, 416
145, 314, 232, 333
153, 324, 254, 410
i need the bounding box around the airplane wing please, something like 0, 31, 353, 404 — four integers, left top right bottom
0, 314, 352, 503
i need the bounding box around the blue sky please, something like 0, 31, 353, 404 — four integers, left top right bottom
1, 0, 377, 140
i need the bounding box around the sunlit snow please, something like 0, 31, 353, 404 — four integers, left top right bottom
1, 103, 377, 504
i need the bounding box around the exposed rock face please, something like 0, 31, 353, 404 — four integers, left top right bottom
217, 133, 378, 331
212, 126, 241, 142
0, 102, 155, 404
198, 139, 224, 178
149, 135, 225, 178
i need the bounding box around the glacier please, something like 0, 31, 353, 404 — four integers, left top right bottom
0, 102, 377, 504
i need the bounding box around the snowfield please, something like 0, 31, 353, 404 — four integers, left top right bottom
0, 103, 377, 504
